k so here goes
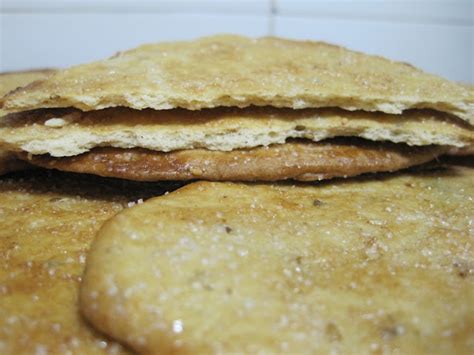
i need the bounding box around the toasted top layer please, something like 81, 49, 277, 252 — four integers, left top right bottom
1, 35, 473, 123
1, 107, 472, 157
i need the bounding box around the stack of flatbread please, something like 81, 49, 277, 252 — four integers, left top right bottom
0, 35, 472, 180
0, 35, 473, 354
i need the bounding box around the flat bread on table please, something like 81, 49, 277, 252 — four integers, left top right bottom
0, 35, 472, 181
0, 69, 55, 175
0, 169, 181, 354
80, 164, 474, 354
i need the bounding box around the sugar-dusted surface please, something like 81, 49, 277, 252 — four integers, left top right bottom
0, 170, 181, 354
1, 35, 473, 123
82, 165, 474, 354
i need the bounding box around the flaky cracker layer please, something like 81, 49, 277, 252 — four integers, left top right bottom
1, 107, 472, 157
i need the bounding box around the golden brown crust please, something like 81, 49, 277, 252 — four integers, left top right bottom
1, 35, 472, 122
21, 140, 447, 181
80, 167, 474, 354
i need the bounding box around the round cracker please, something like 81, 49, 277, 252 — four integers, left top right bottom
81, 167, 474, 354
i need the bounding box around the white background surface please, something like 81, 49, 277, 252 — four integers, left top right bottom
1, 0, 473, 83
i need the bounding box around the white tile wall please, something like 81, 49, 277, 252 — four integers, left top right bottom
2, 0, 270, 14
1, 0, 473, 83
276, 0, 472, 25
274, 17, 473, 83
0, 13, 269, 69
275, 0, 473, 83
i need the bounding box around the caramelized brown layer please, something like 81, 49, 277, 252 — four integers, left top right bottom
21, 140, 446, 181
0, 152, 31, 175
